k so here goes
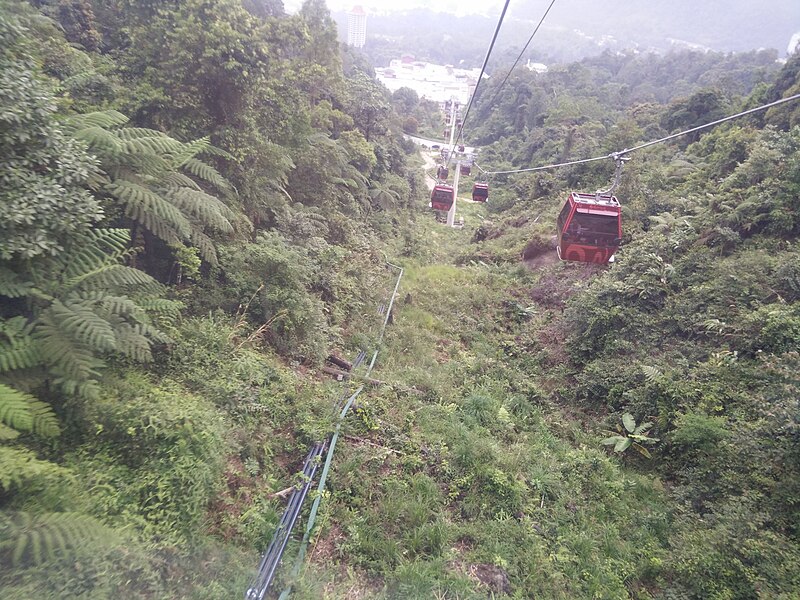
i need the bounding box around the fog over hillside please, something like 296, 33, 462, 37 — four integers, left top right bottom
329, 0, 799, 67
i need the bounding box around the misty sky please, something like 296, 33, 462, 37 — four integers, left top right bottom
285, 0, 505, 16
285, 0, 798, 21
284, 0, 799, 55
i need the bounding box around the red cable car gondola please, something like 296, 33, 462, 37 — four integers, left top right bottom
460, 163, 472, 176
472, 182, 489, 202
556, 192, 622, 264
430, 184, 455, 211
436, 166, 449, 180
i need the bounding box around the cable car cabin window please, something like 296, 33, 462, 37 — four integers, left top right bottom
430, 185, 454, 211
472, 183, 489, 201
567, 212, 620, 244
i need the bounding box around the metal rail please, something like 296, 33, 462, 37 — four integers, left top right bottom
244, 260, 403, 599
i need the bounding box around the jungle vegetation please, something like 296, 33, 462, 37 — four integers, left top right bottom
1, 0, 799, 599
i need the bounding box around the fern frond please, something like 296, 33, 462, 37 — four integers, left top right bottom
131, 321, 171, 345
0, 317, 40, 373
33, 312, 104, 385
0, 382, 37, 432
112, 151, 172, 177
0, 337, 40, 373
61, 229, 131, 281
169, 136, 210, 166
118, 135, 185, 157
0, 511, 116, 566
189, 230, 218, 265
167, 188, 234, 232
112, 322, 153, 362
199, 143, 234, 160
0, 449, 69, 492
159, 171, 202, 191
181, 157, 232, 193
135, 298, 183, 321
70, 126, 121, 154
76, 292, 143, 320
107, 180, 192, 240
28, 400, 60, 438
66, 263, 163, 295
0, 383, 59, 437
0, 267, 33, 298
114, 127, 173, 141
0, 423, 19, 440
48, 300, 117, 353
641, 365, 663, 383
62, 110, 128, 133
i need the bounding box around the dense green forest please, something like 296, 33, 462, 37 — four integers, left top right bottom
2, 0, 800, 598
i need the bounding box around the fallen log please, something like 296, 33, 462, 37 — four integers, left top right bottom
320, 367, 426, 397
326, 354, 353, 371
322, 366, 383, 386
270, 486, 295, 499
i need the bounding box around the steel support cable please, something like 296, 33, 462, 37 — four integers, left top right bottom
475, 92, 800, 176
249, 446, 318, 592
246, 324, 377, 597
277, 263, 404, 600
445, 0, 512, 169
484, 0, 558, 110
275, 388, 364, 600
246, 442, 326, 600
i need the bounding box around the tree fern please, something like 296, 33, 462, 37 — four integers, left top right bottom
0, 511, 117, 567
0, 383, 59, 438
62, 109, 129, 131
109, 179, 192, 241
0, 317, 40, 373
0, 267, 33, 298
180, 156, 233, 194
34, 309, 104, 388
0, 448, 69, 490
60, 228, 131, 281
166, 187, 234, 232
1, 229, 175, 399
63, 111, 237, 264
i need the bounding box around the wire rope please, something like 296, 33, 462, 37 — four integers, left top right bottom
484, 0, 558, 110
445, 0, 511, 168
475, 92, 800, 176
275, 262, 404, 600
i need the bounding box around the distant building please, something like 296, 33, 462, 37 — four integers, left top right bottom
375, 58, 484, 105
347, 6, 366, 49
525, 59, 548, 74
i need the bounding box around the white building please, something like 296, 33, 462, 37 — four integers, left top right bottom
525, 59, 548, 74
375, 58, 482, 105
347, 6, 367, 48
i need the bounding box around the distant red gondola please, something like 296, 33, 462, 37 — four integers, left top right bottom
436, 166, 449, 180
556, 192, 622, 263
430, 184, 455, 211
460, 163, 471, 176
472, 182, 489, 202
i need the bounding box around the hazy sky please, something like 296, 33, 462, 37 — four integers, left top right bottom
285, 0, 506, 16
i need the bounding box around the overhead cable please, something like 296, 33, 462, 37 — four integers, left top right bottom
445, 0, 511, 167
475, 92, 800, 175
484, 0, 558, 109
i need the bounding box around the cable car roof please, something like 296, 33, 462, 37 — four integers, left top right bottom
570, 191, 620, 207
